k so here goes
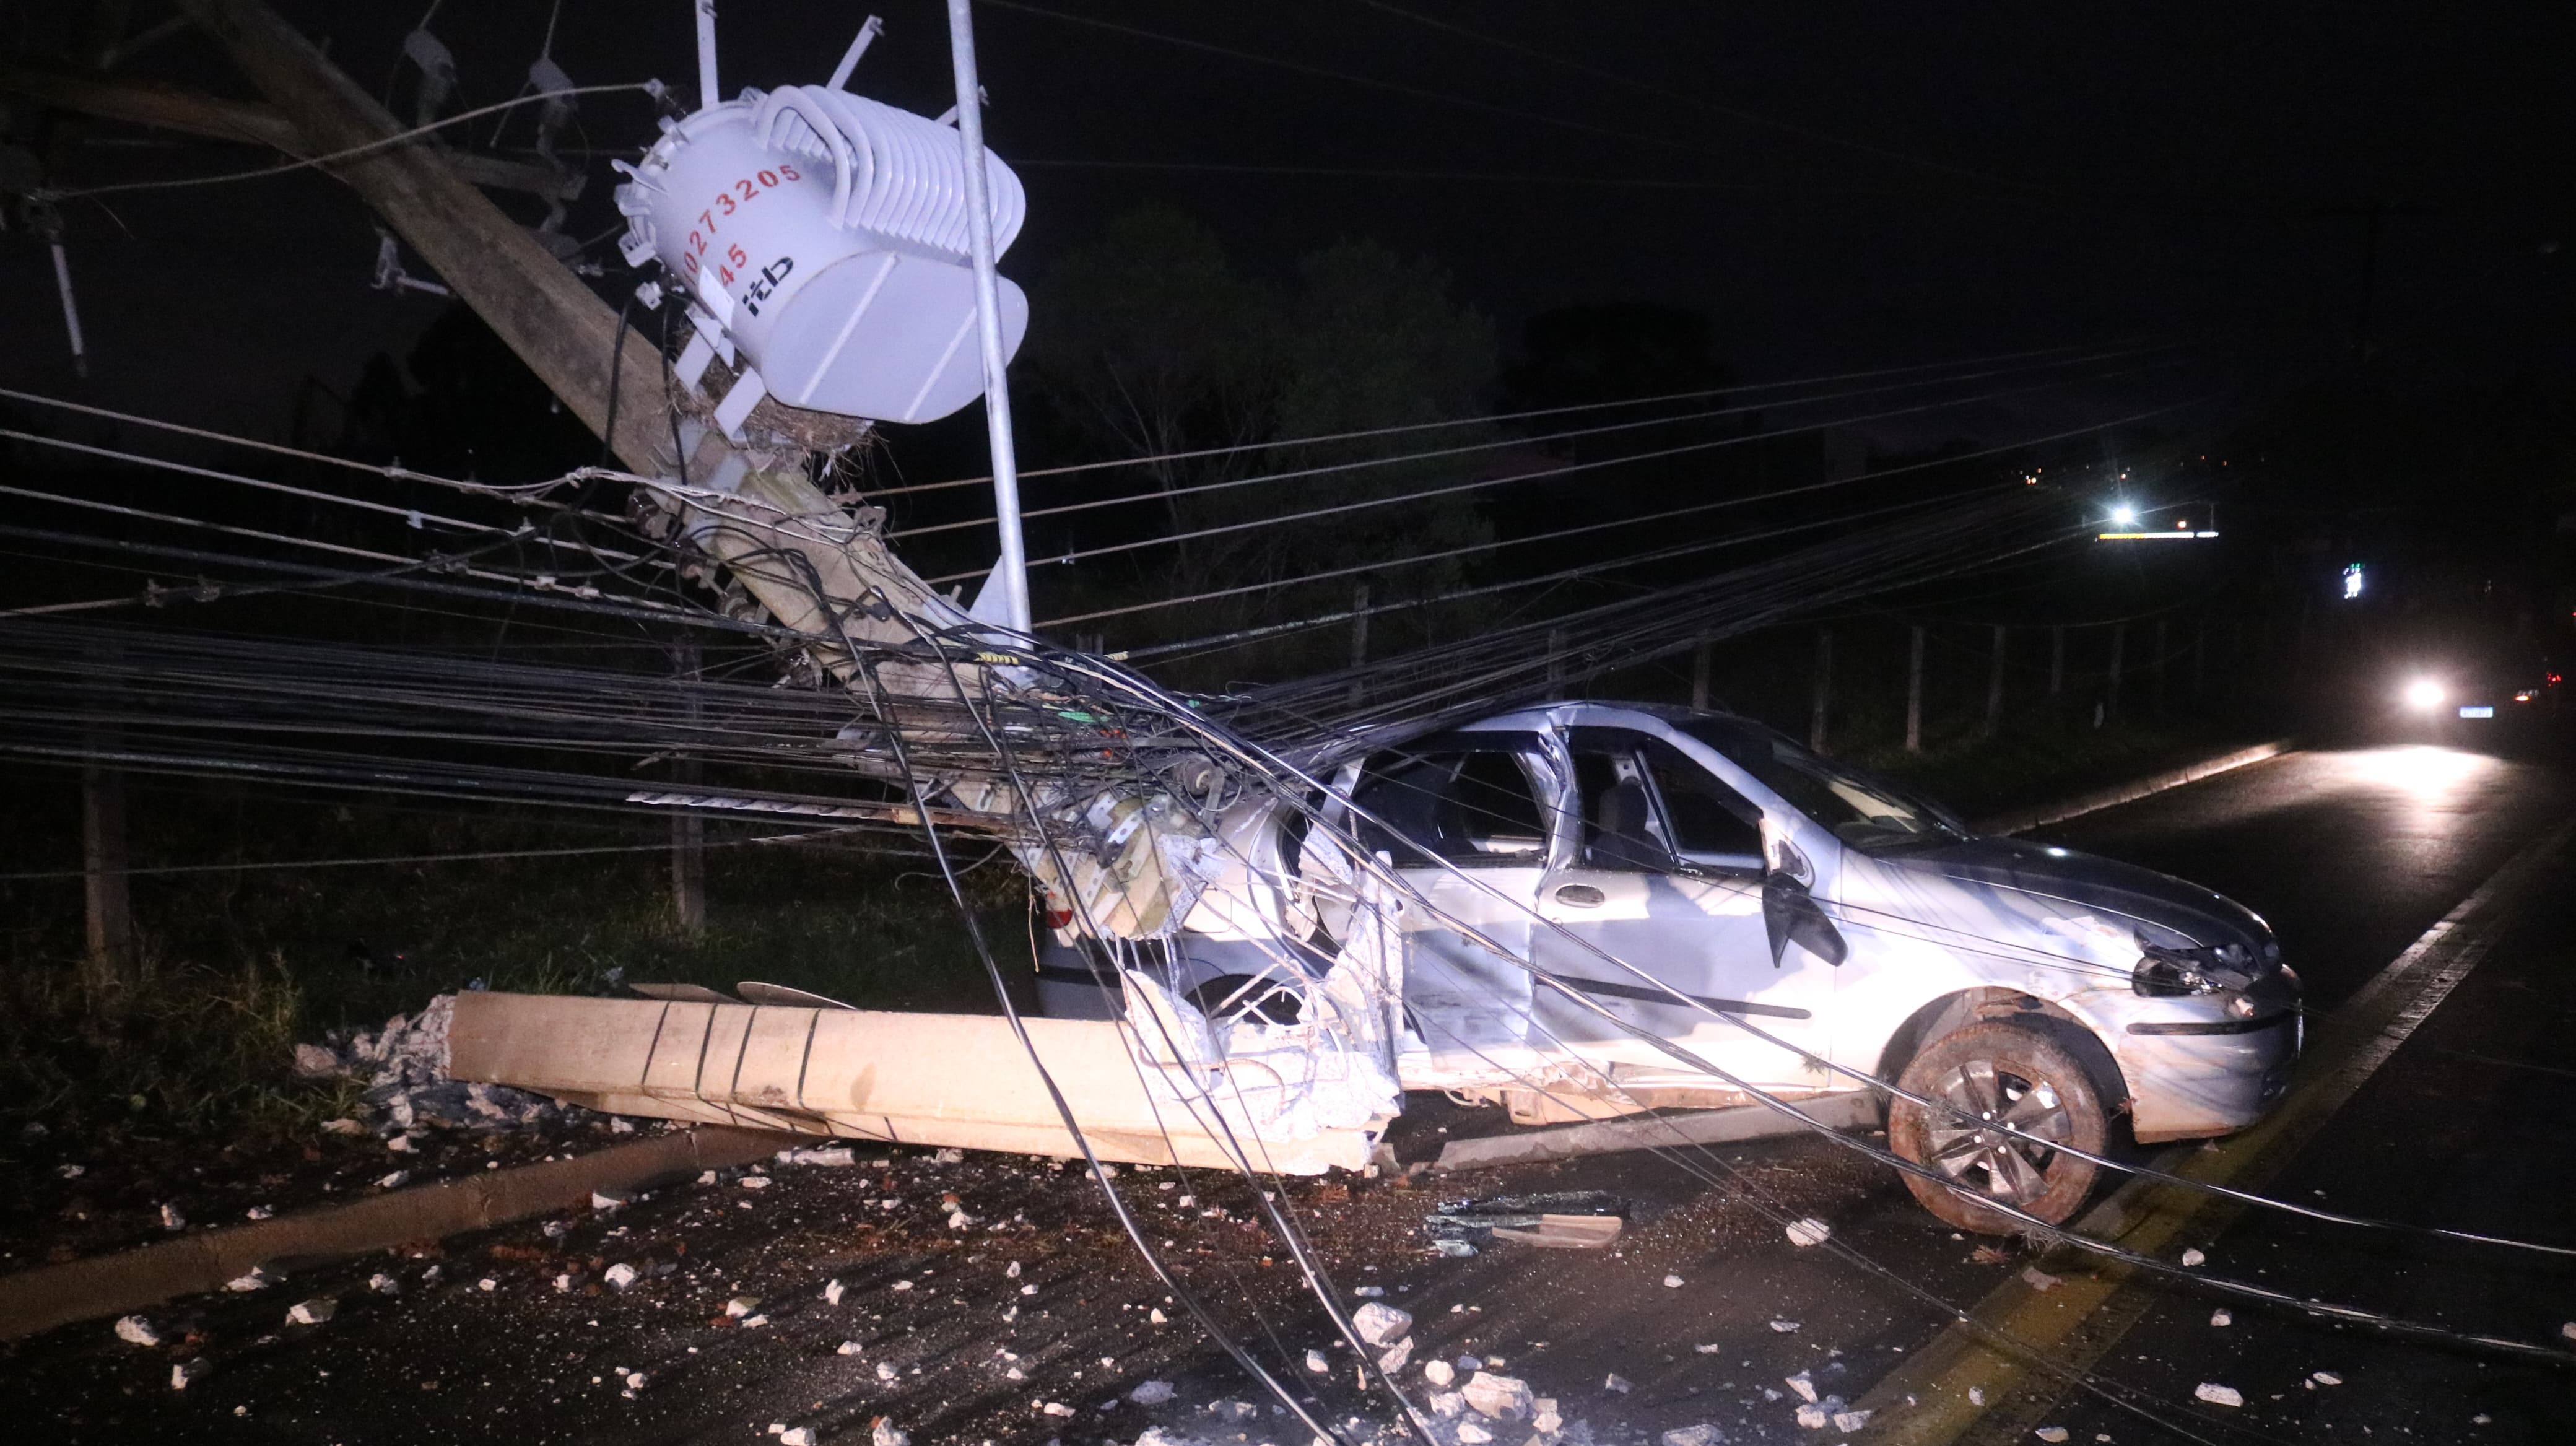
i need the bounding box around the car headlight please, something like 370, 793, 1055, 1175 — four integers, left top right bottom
2224, 993, 2258, 1019
2132, 947, 2217, 997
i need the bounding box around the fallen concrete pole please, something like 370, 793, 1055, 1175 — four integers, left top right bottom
0, 1125, 788, 1341
1434, 1089, 1882, 1170
448, 992, 1381, 1175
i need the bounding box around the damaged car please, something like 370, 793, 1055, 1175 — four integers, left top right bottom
1040, 701, 2302, 1231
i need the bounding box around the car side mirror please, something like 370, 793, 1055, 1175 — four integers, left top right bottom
1762, 871, 1848, 968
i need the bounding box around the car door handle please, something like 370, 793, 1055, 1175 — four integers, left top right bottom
1554, 883, 1606, 908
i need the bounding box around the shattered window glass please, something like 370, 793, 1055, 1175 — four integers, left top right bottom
1351, 748, 1549, 866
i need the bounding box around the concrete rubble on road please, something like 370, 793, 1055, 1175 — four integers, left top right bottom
2194, 1382, 2244, 1408
1128, 1380, 1177, 1405
114, 1314, 161, 1346
224, 1265, 275, 1292
1660, 1427, 1720, 1446
1785, 1370, 1817, 1403
603, 1262, 638, 1289
1461, 1371, 1533, 1421
1785, 1217, 1831, 1247
2181, 1247, 2206, 1266
286, 1297, 336, 1325
1352, 1301, 1412, 1346
170, 1357, 210, 1390
2035, 1428, 2070, 1443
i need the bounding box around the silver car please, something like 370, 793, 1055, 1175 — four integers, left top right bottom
1040, 701, 2300, 1230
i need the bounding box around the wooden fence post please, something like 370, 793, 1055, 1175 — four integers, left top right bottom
1983, 624, 2006, 737
1904, 624, 1926, 753
1809, 629, 1834, 752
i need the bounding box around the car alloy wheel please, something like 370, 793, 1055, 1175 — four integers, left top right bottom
1887, 1020, 2108, 1232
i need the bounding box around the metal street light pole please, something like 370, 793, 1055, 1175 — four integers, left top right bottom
944, 0, 1032, 634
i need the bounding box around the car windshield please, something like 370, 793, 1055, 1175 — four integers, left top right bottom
1677, 718, 1964, 851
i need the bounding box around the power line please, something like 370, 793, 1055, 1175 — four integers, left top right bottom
928, 357, 2191, 583
888, 342, 2177, 540
865, 336, 2174, 497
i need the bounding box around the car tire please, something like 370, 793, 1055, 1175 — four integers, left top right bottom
1887, 1021, 2107, 1233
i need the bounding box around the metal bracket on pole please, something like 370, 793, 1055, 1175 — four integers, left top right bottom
944, 0, 1032, 635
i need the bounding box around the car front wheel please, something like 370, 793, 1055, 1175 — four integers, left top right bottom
1887, 1021, 2107, 1233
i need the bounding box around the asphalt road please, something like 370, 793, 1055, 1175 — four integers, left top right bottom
4, 744, 2570, 1445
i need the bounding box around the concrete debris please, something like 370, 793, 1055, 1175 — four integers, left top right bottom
625, 1371, 648, 1391
1377, 1336, 1413, 1373
1208, 1400, 1259, 1424
783, 1146, 857, 1167
387, 1135, 416, 1154
724, 1295, 761, 1318
225, 1266, 276, 1292
320, 1117, 365, 1136
1006, 1260, 1023, 1278
741, 1175, 774, 1190
603, 1263, 639, 1290
2035, 1429, 2070, 1443
2193, 1383, 2243, 1408
1129, 1380, 1177, 1405
836, 1340, 865, 1356
2180, 1248, 2206, 1267
1353, 1284, 1384, 1297
287, 1297, 336, 1326
1785, 1217, 1831, 1248
2209, 1309, 2232, 1327
876, 1362, 899, 1382
1133, 1432, 1203, 1446
741, 1315, 769, 1328
931, 1148, 965, 1164
1832, 1409, 1872, 1431
554, 1272, 585, 1293
1785, 1371, 1818, 1403
377, 1170, 411, 1190
1603, 1373, 1632, 1395
114, 1315, 162, 1347
1661, 1426, 1722, 1446
1462, 1371, 1534, 1421
1427, 1390, 1464, 1418
825, 1279, 847, 1305
1694, 1344, 1722, 1354
2311, 1371, 2341, 1386
55, 1163, 84, 1179
246, 1206, 274, 1221
1969, 1387, 1984, 1406
781, 1430, 817, 1446
1305, 1349, 1331, 1374
1793, 1401, 1833, 1429
2562, 1322, 2575, 1342
1532, 1398, 1562, 1434
1457, 1423, 1494, 1444
2020, 1266, 2062, 1292
1769, 1320, 1800, 1333
1663, 1274, 1685, 1289
591, 1190, 628, 1210
1353, 1301, 1413, 1346
891, 1279, 914, 1292
1040, 1401, 1076, 1417
370, 1273, 401, 1295
1424, 1359, 1455, 1388
170, 1358, 211, 1390
159, 1204, 186, 1231
294, 1043, 346, 1078
871, 1419, 910, 1446
947, 1209, 972, 1229
1149, 1307, 1167, 1325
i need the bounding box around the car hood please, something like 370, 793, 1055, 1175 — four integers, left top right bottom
1877, 834, 2277, 962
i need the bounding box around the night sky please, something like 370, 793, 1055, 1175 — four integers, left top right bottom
4, 1, 2573, 462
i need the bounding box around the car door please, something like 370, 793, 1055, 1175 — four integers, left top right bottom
1531, 725, 1838, 1090
1345, 731, 1557, 1073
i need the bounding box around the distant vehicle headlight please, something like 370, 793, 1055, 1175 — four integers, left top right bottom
2402, 678, 2444, 711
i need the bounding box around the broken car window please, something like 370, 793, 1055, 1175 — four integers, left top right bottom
1350, 747, 1550, 866
1566, 730, 1678, 871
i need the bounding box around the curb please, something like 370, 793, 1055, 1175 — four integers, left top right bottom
1973, 739, 2292, 837
0, 1124, 793, 1342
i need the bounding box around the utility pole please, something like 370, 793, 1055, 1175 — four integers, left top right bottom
1348, 581, 1370, 708
671, 640, 705, 938
944, 0, 1031, 633
1689, 638, 1712, 711
79, 636, 133, 1010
